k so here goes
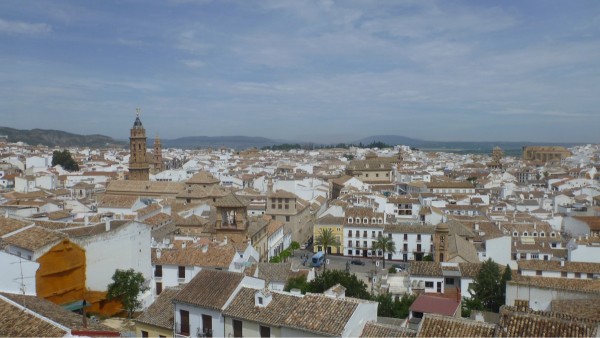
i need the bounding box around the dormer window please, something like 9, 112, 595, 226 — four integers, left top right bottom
258, 297, 263, 305
513, 232, 518, 237
371, 218, 377, 224
356, 218, 361, 224
540, 232, 545, 237
523, 232, 528, 237
378, 218, 383, 224
348, 217, 353, 224
550, 232, 556, 238
532, 232, 538, 237
363, 218, 368, 224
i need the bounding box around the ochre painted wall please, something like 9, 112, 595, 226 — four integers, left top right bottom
36, 239, 86, 305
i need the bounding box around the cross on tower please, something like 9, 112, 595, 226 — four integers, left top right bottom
136, 107, 141, 117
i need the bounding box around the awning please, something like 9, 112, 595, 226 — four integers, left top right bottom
61, 300, 90, 311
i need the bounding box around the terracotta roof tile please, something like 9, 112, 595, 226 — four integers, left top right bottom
410, 261, 443, 277
223, 288, 299, 327
0, 295, 68, 337
417, 314, 496, 337
135, 286, 183, 329
361, 321, 416, 337
152, 242, 235, 268
496, 305, 599, 337
282, 293, 359, 336
3, 225, 66, 251
173, 269, 244, 310
0, 216, 32, 237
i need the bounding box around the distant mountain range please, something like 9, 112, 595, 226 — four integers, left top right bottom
0, 127, 125, 148
0, 127, 584, 156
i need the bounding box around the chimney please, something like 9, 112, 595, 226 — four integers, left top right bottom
156, 249, 161, 259
182, 242, 186, 249
560, 260, 565, 267
84, 215, 89, 226
105, 219, 110, 232
223, 236, 228, 245
255, 289, 272, 307
202, 245, 208, 253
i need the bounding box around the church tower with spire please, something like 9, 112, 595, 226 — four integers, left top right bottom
128, 110, 150, 181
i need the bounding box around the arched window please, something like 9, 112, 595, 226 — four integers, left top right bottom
356, 218, 361, 224
348, 217, 353, 224
371, 218, 377, 224
378, 218, 383, 224
363, 217, 369, 224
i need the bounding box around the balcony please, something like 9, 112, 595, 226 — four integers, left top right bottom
198, 328, 213, 338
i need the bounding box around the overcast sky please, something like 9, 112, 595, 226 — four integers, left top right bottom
1, 0, 599, 143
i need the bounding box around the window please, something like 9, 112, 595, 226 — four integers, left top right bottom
260, 325, 271, 338
363, 241, 368, 248
356, 218, 361, 224
371, 218, 376, 224
178, 266, 185, 279
285, 216, 290, 222
403, 244, 408, 252
363, 230, 367, 237
561, 271, 567, 277
404, 234, 408, 240
513, 232, 518, 237
372, 231, 375, 238
348, 249, 352, 255
588, 273, 593, 279
575, 272, 581, 278
356, 230, 360, 237
417, 234, 421, 241
141, 331, 148, 338
531, 253, 539, 259
348, 230, 352, 237
540, 232, 545, 237
179, 310, 190, 336
154, 265, 162, 277
156, 282, 162, 295
551, 232, 556, 237
233, 319, 243, 338
363, 218, 368, 224
417, 244, 421, 252
425, 281, 434, 288
258, 296, 263, 305
536, 270, 542, 276
348, 218, 353, 224
348, 240, 352, 247
356, 241, 359, 247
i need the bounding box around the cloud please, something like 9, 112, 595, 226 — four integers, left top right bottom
176, 29, 212, 54
0, 18, 51, 35
181, 59, 205, 68
490, 109, 592, 118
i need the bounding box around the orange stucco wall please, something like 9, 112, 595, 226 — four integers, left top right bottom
36, 239, 86, 305
36, 239, 123, 317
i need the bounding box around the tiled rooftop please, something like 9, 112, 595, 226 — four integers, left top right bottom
2, 225, 66, 251
134, 286, 182, 329
417, 314, 496, 337
0, 295, 68, 337
282, 293, 361, 336
496, 305, 599, 337
361, 321, 416, 337
223, 287, 299, 328
173, 269, 244, 310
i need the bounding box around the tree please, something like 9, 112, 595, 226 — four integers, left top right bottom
51, 149, 80, 172
284, 275, 308, 293
106, 269, 148, 318
314, 227, 340, 272
374, 292, 417, 319
290, 241, 300, 256
464, 259, 504, 313
500, 264, 512, 304
305, 269, 370, 299
372, 234, 396, 268
423, 254, 433, 262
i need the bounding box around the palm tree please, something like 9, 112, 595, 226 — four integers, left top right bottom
314, 227, 340, 272
373, 234, 396, 269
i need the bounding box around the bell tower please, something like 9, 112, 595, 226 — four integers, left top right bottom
128, 109, 150, 181
434, 222, 449, 263
152, 133, 163, 174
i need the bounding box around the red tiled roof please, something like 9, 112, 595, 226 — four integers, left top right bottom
409, 294, 460, 317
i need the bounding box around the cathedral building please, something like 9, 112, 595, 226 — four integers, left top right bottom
128, 113, 150, 181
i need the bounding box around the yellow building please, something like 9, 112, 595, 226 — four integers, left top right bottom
313, 215, 344, 254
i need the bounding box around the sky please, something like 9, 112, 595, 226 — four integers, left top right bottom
1, 0, 599, 144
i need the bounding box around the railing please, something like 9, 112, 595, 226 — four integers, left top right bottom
197, 328, 213, 338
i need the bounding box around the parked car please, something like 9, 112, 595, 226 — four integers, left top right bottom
350, 259, 365, 266
391, 263, 405, 272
